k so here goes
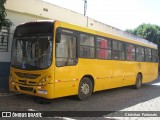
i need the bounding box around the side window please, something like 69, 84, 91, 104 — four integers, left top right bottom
145, 48, 152, 62
136, 46, 145, 61
112, 41, 125, 60
96, 37, 111, 59
56, 34, 77, 67
80, 34, 95, 58
126, 44, 136, 61
152, 49, 158, 62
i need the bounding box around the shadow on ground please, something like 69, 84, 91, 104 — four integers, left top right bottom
0, 77, 160, 113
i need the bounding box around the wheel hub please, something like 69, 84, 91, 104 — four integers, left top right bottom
81, 83, 89, 95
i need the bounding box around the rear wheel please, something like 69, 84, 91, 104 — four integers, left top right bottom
77, 77, 93, 101
135, 74, 142, 89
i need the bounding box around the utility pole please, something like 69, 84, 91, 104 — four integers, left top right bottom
83, 0, 87, 16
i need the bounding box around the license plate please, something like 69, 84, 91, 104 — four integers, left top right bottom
38, 90, 47, 94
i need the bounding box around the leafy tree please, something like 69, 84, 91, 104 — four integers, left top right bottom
126, 23, 160, 44
125, 23, 160, 58
135, 24, 160, 44
125, 29, 134, 34
0, 0, 12, 30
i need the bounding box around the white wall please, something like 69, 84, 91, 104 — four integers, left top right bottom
5, 0, 87, 27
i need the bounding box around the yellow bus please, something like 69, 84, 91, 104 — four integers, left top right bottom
9, 20, 158, 100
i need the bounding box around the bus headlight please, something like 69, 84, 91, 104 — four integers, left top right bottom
10, 74, 15, 85
38, 76, 50, 86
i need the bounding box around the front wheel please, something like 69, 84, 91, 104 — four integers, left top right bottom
135, 74, 142, 89
77, 77, 93, 101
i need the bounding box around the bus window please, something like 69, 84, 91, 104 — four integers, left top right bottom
152, 49, 158, 62
11, 36, 53, 70
126, 44, 136, 61
145, 48, 152, 62
56, 34, 77, 67
136, 46, 145, 61
112, 41, 125, 60
80, 34, 95, 58
96, 37, 111, 59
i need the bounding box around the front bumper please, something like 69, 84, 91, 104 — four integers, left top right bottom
9, 82, 55, 99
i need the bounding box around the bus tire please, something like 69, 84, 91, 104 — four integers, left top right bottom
77, 77, 93, 101
134, 73, 142, 89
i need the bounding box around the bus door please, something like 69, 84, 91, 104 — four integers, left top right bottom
54, 31, 78, 98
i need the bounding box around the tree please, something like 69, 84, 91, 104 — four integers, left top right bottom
126, 24, 160, 44
0, 0, 12, 30
125, 29, 134, 34
125, 23, 160, 57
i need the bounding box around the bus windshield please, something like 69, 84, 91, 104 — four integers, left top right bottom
11, 22, 53, 70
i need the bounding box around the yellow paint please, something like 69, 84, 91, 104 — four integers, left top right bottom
9, 20, 158, 99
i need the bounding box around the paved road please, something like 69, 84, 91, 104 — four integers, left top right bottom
0, 78, 160, 120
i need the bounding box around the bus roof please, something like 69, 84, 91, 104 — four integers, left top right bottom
56, 20, 157, 49
21, 20, 157, 49
86, 22, 157, 48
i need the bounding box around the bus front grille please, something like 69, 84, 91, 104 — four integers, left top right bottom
18, 80, 37, 85
19, 86, 33, 92
15, 72, 40, 79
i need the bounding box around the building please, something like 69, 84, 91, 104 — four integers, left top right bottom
0, 0, 155, 92
1, 0, 90, 92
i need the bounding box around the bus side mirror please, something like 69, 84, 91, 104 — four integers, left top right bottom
56, 33, 61, 43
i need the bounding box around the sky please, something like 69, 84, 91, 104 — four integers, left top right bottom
42, 0, 160, 30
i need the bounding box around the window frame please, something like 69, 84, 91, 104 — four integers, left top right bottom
125, 43, 136, 61
95, 36, 112, 60
55, 28, 78, 67
136, 45, 145, 62
145, 47, 152, 62
55, 27, 158, 63
112, 40, 125, 60
79, 33, 95, 59
152, 49, 158, 62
